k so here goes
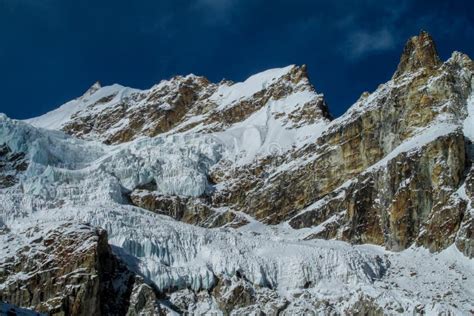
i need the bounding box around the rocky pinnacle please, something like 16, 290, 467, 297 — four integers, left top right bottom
393, 30, 441, 78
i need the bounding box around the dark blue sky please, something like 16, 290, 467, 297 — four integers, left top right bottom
1, 0, 473, 119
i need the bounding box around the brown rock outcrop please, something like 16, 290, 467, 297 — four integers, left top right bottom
0, 222, 160, 316
393, 30, 441, 78
129, 189, 248, 228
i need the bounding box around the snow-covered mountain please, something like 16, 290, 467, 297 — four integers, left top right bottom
1, 31, 473, 315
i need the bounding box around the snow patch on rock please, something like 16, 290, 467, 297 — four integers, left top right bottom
211, 65, 296, 110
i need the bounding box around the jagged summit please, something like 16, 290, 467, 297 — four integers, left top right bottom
393, 30, 441, 78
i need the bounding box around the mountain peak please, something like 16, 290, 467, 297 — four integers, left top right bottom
393, 31, 440, 78
82, 81, 102, 97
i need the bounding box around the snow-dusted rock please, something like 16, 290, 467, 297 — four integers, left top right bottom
0, 221, 140, 315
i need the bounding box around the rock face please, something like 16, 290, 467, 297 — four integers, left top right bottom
0, 222, 160, 316
125, 277, 161, 316
0, 144, 27, 189
129, 190, 248, 228
456, 166, 474, 258
1, 31, 474, 314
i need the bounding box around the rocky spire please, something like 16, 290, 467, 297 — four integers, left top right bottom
393, 31, 441, 78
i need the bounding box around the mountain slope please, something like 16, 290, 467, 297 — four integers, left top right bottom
0, 31, 473, 315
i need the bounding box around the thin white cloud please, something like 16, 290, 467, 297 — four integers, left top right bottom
344, 28, 396, 60
335, 0, 410, 60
